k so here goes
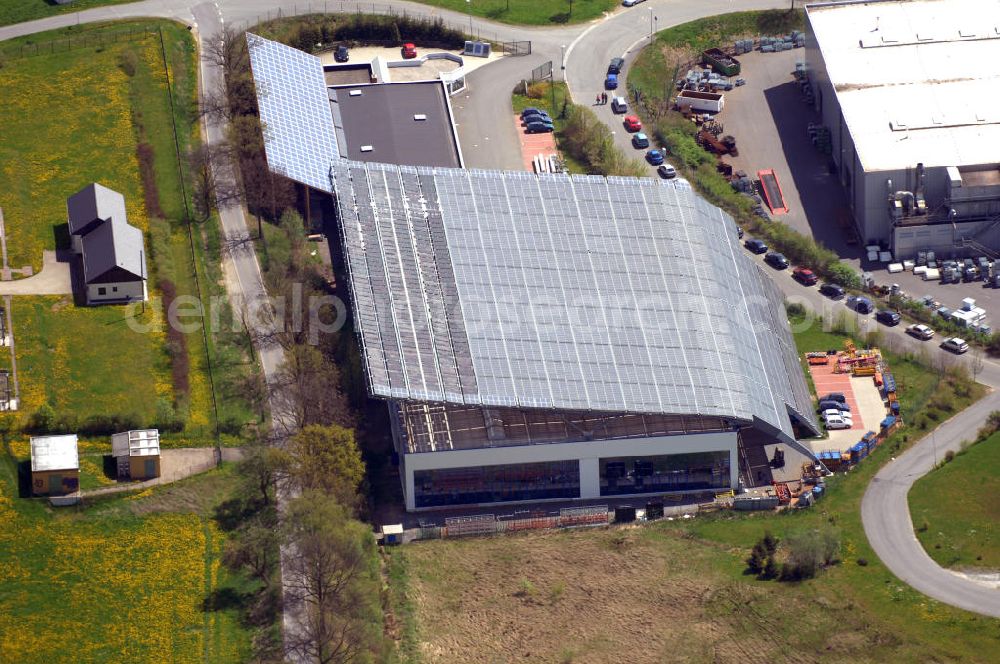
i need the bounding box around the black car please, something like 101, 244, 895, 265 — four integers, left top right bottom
764, 252, 789, 269
819, 283, 845, 300
875, 309, 901, 326
521, 111, 552, 124
744, 238, 768, 254
335, 45, 349, 62
608, 57, 625, 75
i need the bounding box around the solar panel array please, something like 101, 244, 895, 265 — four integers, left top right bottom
246, 33, 340, 193
334, 161, 820, 441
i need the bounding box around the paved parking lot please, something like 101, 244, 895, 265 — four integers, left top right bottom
807, 362, 887, 454
512, 114, 558, 171
725, 49, 1000, 325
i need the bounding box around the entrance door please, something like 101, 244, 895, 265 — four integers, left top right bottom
144, 459, 156, 478
48, 474, 62, 494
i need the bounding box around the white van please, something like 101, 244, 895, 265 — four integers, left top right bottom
611, 96, 628, 114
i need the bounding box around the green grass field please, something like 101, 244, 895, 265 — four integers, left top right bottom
910, 432, 1000, 570
0, 21, 257, 440
387, 314, 996, 662
0, 0, 132, 28
0, 0, 615, 29
0, 453, 251, 662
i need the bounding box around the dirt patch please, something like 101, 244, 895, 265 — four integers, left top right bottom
397, 525, 881, 664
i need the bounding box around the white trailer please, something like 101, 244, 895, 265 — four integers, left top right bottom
675, 90, 725, 113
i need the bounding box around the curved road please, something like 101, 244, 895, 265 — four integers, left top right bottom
2, 0, 997, 621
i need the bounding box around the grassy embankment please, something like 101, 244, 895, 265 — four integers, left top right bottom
0, 22, 257, 444
384, 312, 996, 663
910, 431, 1000, 570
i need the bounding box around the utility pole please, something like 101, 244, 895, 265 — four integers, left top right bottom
466, 0, 473, 35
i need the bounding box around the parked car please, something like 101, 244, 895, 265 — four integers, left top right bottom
792, 267, 818, 285
522, 111, 552, 125
823, 409, 853, 424
520, 107, 545, 118
622, 0, 647, 6
820, 392, 846, 404
846, 295, 874, 314
608, 57, 626, 75
401, 43, 418, 59
744, 238, 768, 254
632, 132, 649, 149
825, 414, 852, 430
623, 115, 642, 132
875, 309, 901, 326
605, 73, 619, 90
657, 163, 677, 179
335, 45, 349, 62
819, 400, 850, 413
906, 323, 935, 340
611, 96, 628, 113
646, 149, 664, 165
764, 252, 789, 269
819, 283, 845, 300
941, 337, 969, 354
525, 121, 554, 133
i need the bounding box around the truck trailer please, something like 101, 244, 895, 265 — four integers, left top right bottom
675, 89, 725, 113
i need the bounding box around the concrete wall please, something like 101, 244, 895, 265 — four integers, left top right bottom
401, 431, 738, 511
87, 280, 146, 305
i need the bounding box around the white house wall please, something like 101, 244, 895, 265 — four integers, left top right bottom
86, 280, 146, 305
401, 431, 738, 511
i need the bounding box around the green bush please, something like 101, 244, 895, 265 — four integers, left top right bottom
560, 105, 645, 177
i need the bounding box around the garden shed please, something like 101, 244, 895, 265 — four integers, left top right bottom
111, 429, 161, 480
30, 434, 80, 496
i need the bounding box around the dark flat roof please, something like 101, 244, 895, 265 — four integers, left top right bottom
330, 81, 461, 168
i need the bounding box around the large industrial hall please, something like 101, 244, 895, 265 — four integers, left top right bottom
248, 33, 820, 511
805, 0, 1000, 257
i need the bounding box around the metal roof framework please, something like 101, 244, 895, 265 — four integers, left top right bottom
334, 161, 820, 442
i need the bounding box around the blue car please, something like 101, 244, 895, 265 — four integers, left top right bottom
520, 107, 545, 118
632, 132, 649, 149
525, 121, 554, 134
646, 149, 664, 165
605, 73, 619, 90
521, 111, 552, 125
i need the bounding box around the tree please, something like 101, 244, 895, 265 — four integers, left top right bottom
286, 424, 365, 509
223, 515, 281, 586
270, 345, 354, 432
282, 493, 383, 664
238, 436, 291, 507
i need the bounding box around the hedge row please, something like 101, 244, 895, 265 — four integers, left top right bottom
560, 104, 646, 177
263, 14, 466, 53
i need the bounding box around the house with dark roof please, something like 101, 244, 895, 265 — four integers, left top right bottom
66, 183, 148, 305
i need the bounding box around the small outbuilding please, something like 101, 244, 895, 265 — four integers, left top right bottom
30, 434, 80, 496
66, 183, 148, 305
111, 429, 161, 480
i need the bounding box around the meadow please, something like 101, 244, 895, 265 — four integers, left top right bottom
0, 453, 251, 663
910, 432, 1000, 570
0, 21, 256, 441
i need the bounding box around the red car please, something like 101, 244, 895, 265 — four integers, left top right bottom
792, 266, 818, 286
401, 43, 417, 59
623, 115, 642, 132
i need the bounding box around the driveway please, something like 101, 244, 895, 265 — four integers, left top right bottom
0, 251, 72, 295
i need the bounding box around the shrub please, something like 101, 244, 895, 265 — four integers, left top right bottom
779, 528, 839, 581
560, 105, 645, 177
943, 449, 956, 463
26, 403, 56, 434
857, 558, 868, 567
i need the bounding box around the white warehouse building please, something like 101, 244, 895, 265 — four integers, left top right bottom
805, 0, 1000, 258
247, 34, 821, 511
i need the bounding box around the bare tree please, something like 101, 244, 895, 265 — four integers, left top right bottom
189, 142, 240, 221
970, 346, 985, 382
204, 25, 250, 81
282, 494, 382, 664
269, 345, 354, 433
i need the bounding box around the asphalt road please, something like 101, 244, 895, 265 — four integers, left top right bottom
2, 0, 997, 625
